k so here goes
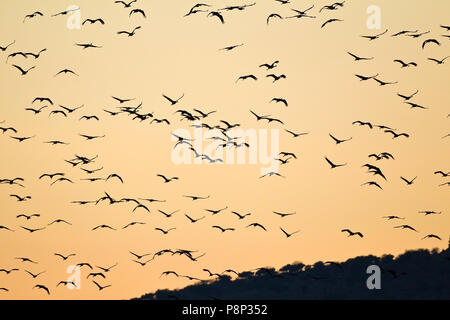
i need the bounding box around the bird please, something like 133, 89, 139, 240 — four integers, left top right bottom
400, 176, 417, 185
267, 13, 283, 25
155, 227, 176, 235
0, 225, 14, 232
324, 156, 347, 169
393, 59, 417, 68
117, 26, 141, 37
25, 270, 45, 278
361, 181, 383, 190
10, 135, 36, 143
355, 73, 378, 81
434, 171, 450, 177
161, 271, 180, 278
157, 174, 178, 183
25, 106, 48, 114
270, 98, 288, 107
236, 74, 257, 82
259, 61, 279, 70
0, 40, 15, 51
162, 93, 184, 105
133, 259, 153, 266
54, 253, 76, 260
0, 268, 19, 274
21, 226, 45, 233
0, 126, 17, 134
231, 211, 251, 219
96, 263, 118, 273
39, 173, 64, 180
79, 115, 100, 121
341, 229, 364, 237
321, 18, 343, 28
129, 251, 151, 260
115, 0, 137, 8
280, 227, 300, 238
428, 56, 449, 64
10, 194, 31, 202
266, 74, 286, 82
329, 133, 352, 144
106, 173, 123, 183
259, 171, 285, 178
185, 214, 205, 223
183, 195, 210, 201
33, 284, 50, 295
12, 64, 35, 75
384, 130, 409, 139
130, 9, 146, 18
346, 51, 374, 61
16, 257, 38, 263
92, 280, 111, 291
16, 213, 40, 220
212, 225, 235, 233
207, 11, 225, 24
391, 30, 418, 37
132, 203, 150, 213
48, 219, 72, 226
92, 225, 116, 231
57, 281, 77, 288
273, 211, 296, 218
246, 223, 267, 231
157, 209, 178, 218
422, 234, 442, 240
394, 225, 418, 232
382, 216, 405, 220
50, 177, 73, 185
361, 29, 388, 40
122, 221, 146, 229
54, 69, 78, 77
25, 48, 47, 59
422, 38, 440, 49
79, 134, 105, 140
373, 77, 398, 86
205, 207, 228, 215
397, 90, 419, 101
51, 7, 80, 17
219, 43, 243, 51
418, 210, 442, 216
82, 18, 105, 25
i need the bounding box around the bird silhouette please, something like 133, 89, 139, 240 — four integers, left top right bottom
324, 156, 347, 169
246, 223, 267, 231
12, 64, 35, 75
422, 38, 440, 49
33, 284, 50, 295
92, 280, 111, 291
212, 225, 235, 233
329, 133, 352, 144
394, 225, 418, 232
361, 29, 388, 40
207, 11, 224, 24
130, 9, 146, 18
185, 214, 205, 223
280, 227, 300, 238
117, 26, 141, 37
347, 51, 374, 61
155, 227, 176, 235
321, 18, 343, 28
400, 176, 417, 185
162, 93, 184, 105
341, 229, 364, 237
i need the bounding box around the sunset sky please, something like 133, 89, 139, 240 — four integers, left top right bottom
0, 0, 449, 299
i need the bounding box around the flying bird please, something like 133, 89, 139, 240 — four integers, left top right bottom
324, 156, 347, 169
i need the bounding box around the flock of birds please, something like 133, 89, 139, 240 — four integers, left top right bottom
0, 1, 449, 297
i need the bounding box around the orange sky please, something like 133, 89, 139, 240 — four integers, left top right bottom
0, 0, 449, 299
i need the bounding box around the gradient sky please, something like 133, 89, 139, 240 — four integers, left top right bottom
0, 0, 449, 299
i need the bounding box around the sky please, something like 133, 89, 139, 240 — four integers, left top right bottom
0, 0, 449, 299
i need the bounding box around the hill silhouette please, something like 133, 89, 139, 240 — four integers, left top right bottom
136, 247, 450, 300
